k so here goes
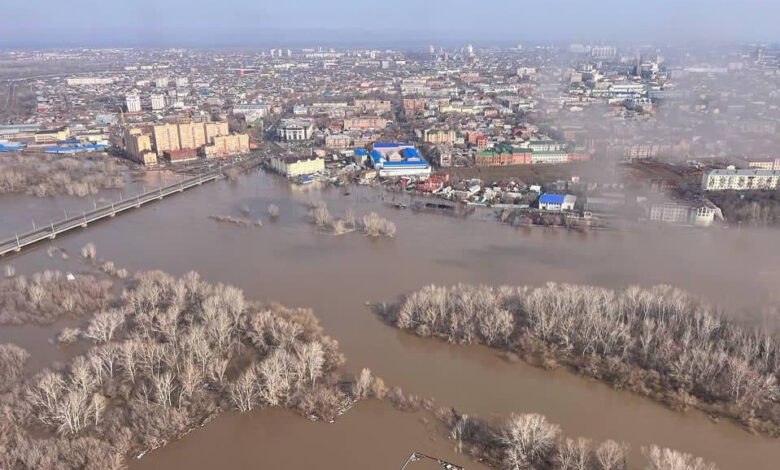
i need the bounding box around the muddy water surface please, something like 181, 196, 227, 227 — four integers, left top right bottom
2, 169, 779, 470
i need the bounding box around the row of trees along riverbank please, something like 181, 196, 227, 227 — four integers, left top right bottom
382, 283, 780, 436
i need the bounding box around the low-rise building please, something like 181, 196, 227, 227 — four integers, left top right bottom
649, 199, 718, 227
325, 134, 352, 149
203, 134, 250, 158
702, 168, 780, 191
475, 146, 532, 166
33, 127, 70, 144
164, 148, 198, 163
232, 103, 270, 122
746, 158, 780, 171
343, 116, 388, 130
277, 119, 314, 141
531, 150, 569, 165
423, 128, 456, 145
539, 193, 577, 212
270, 155, 325, 177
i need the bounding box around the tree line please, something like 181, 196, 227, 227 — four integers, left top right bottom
0, 269, 113, 324
375, 378, 719, 470
384, 283, 780, 435
0, 152, 126, 198
0, 270, 365, 469
437, 407, 716, 470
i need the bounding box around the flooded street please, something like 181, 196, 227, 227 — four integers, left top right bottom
2, 169, 780, 469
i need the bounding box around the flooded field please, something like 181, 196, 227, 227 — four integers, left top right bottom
2, 168, 779, 469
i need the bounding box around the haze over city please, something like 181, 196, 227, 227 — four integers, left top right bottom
3, 0, 780, 47
1, 2, 780, 470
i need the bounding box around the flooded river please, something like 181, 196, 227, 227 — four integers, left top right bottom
2, 169, 779, 469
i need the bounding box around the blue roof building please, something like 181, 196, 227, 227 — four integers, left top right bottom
0, 142, 25, 152
539, 193, 577, 212
369, 143, 431, 178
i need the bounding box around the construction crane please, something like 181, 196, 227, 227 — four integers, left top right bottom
398, 451, 464, 470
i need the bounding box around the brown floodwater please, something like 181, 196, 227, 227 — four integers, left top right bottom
133, 399, 487, 470
2, 169, 780, 470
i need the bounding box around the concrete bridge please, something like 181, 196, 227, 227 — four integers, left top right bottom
1, 168, 222, 257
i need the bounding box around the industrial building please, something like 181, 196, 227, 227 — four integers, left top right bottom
369, 143, 432, 178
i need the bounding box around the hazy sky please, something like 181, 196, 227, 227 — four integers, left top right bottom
2, 0, 778, 47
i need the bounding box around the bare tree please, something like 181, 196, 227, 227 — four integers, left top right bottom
643, 445, 718, 470
352, 367, 373, 399
311, 203, 331, 227
595, 440, 628, 470
0, 343, 29, 386
556, 438, 591, 470
152, 371, 176, 408
230, 368, 258, 412
80, 243, 97, 261
499, 413, 561, 469
297, 341, 325, 384
84, 310, 125, 344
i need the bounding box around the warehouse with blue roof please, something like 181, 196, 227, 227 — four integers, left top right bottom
539, 193, 577, 212
44, 144, 108, 154
367, 142, 431, 178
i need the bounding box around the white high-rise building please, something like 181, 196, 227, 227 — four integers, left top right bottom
125, 94, 142, 113
175, 77, 189, 88
155, 77, 169, 88
466, 44, 474, 57
150, 94, 166, 111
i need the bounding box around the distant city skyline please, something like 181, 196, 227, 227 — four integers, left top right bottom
2, 0, 779, 48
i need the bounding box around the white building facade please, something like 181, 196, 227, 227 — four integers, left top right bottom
702, 168, 780, 191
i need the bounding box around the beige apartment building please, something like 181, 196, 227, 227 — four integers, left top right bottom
124, 128, 157, 166
153, 123, 181, 155
423, 128, 456, 145
152, 121, 230, 156
203, 134, 250, 158
177, 122, 207, 150
343, 116, 387, 130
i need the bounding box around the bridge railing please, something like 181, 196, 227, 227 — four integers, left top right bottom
0, 168, 222, 255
